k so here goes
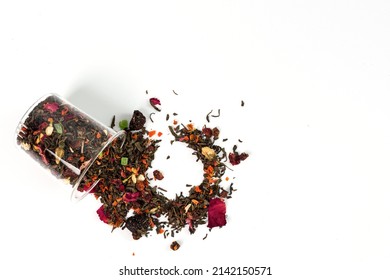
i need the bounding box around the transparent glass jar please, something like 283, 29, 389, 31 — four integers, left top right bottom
15, 93, 125, 201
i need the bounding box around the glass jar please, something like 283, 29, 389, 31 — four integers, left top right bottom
15, 93, 125, 201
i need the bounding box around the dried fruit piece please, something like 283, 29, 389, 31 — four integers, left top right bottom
124, 214, 151, 240
129, 110, 146, 130
170, 241, 180, 251
153, 170, 164, 180
201, 146, 216, 160
54, 147, 65, 164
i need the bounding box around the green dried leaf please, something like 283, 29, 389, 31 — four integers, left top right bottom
119, 120, 129, 130
54, 123, 63, 134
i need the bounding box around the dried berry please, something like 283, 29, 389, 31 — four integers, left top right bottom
170, 241, 180, 251
124, 214, 150, 240
153, 170, 164, 180
129, 110, 146, 130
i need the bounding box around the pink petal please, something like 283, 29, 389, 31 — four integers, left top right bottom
149, 98, 161, 106
186, 217, 194, 230
43, 102, 59, 113
207, 198, 227, 228
123, 192, 140, 203
38, 122, 49, 131
96, 205, 110, 224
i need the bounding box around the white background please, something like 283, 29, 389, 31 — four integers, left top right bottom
1, 1, 390, 279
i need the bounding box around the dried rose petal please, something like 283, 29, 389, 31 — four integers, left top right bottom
43, 102, 59, 113
82, 182, 92, 192
239, 153, 249, 161
202, 126, 212, 138
153, 170, 164, 180
149, 98, 161, 106
33, 145, 49, 165
229, 152, 241, 165
207, 198, 227, 228
229, 151, 249, 165
38, 122, 49, 131
64, 113, 75, 121
97, 205, 110, 224
123, 192, 140, 203
149, 98, 161, 111
212, 127, 220, 139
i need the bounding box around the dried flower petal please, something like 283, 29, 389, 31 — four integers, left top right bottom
201, 147, 216, 161
207, 198, 227, 228
186, 217, 194, 232
45, 125, 54, 136
184, 203, 192, 213
212, 127, 220, 139
137, 174, 145, 181
97, 205, 110, 224
131, 174, 137, 184
38, 122, 49, 131
43, 102, 59, 113
21, 142, 31, 151
228, 152, 240, 165
149, 98, 161, 111
239, 153, 249, 161
123, 192, 140, 203
54, 147, 64, 164
149, 98, 161, 106
202, 126, 212, 138
229, 151, 249, 166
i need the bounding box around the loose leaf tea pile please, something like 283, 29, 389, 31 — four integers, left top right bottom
16, 93, 249, 247
16, 95, 114, 188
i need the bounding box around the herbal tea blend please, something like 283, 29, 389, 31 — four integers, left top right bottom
16, 94, 124, 199
16, 93, 249, 249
